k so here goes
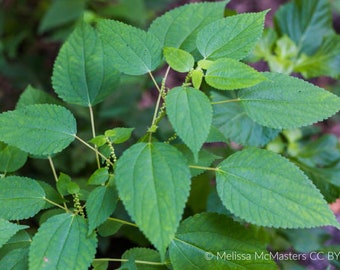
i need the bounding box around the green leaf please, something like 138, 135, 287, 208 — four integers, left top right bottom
57, 173, 80, 196
87, 185, 118, 233
148, 1, 228, 52
196, 11, 267, 60
52, 22, 120, 106
0, 230, 31, 258
169, 213, 276, 270
105, 127, 134, 144
38, 181, 64, 209
216, 148, 339, 228
88, 168, 110, 185
0, 248, 29, 270
212, 91, 280, 146
29, 213, 97, 270
120, 248, 167, 270
0, 219, 28, 249
205, 58, 267, 90
16, 85, 61, 109
90, 135, 107, 147
0, 176, 45, 220
115, 142, 191, 258
166, 87, 212, 159
163, 47, 194, 73
0, 142, 27, 173
97, 219, 122, 237
97, 19, 162, 75
191, 69, 204, 89
38, 0, 86, 33
0, 104, 77, 156
274, 0, 333, 55
294, 35, 340, 79
238, 72, 340, 129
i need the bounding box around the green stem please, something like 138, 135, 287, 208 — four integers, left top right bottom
93, 258, 168, 266
74, 135, 114, 166
48, 156, 58, 182
108, 217, 137, 227
189, 165, 221, 172
44, 198, 69, 212
148, 71, 161, 93
89, 105, 100, 168
211, 98, 241, 105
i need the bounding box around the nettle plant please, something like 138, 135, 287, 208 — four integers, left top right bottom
0, 1, 340, 269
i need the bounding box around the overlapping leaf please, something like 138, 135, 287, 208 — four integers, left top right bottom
0, 176, 46, 220
212, 91, 279, 146
0, 104, 77, 156
149, 1, 228, 52
163, 47, 194, 73
29, 214, 97, 270
120, 248, 167, 270
205, 58, 267, 90
0, 142, 27, 173
216, 148, 339, 228
166, 87, 212, 159
0, 219, 28, 249
52, 22, 120, 106
169, 213, 276, 269
115, 142, 191, 258
196, 11, 267, 60
97, 19, 162, 75
239, 72, 340, 129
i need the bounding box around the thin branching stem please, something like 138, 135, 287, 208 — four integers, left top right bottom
93, 258, 168, 266
48, 156, 58, 182
211, 98, 241, 105
148, 71, 161, 92
189, 165, 221, 172
108, 217, 137, 227
89, 105, 100, 168
44, 198, 69, 212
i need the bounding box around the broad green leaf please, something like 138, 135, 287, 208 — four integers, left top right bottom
105, 127, 134, 144
274, 0, 333, 55
294, 35, 340, 79
97, 20, 162, 75
87, 185, 118, 233
92, 260, 108, 270
239, 72, 340, 129
169, 213, 276, 269
52, 22, 120, 106
0, 142, 27, 173
97, 219, 122, 237
196, 11, 267, 60
212, 91, 279, 146
29, 213, 97, 270
163, 47, 194, 73
120, 248, 167, 270
115, 142, 191, 258
0, 230, 31, 258
0, 176, 45, 220
205, 58, 267, 90
166, 87, 212, 159
57, 173, 80, 196
0, 219, 28, 249
148, 1, 228, 52
0, 248, 28, 270
0, 104, 77, 156
216, 148, 339, 228
16, 85, 61, 109
88, 168, 110, 185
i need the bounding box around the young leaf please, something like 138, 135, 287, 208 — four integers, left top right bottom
52, 22, 120, 106
169, 213, 276, 269
104, 127, 134, 144
216, 148, 339, 228
196, 11, 267, 60
0, 176, 46, 220
120, 248, 167, 269
166, 87, 212, 160
97, 19, 162, 75
274, 0, 333, 55
0, 219, 28, 249
115, 142, 191, 259
205, 58, 267, 90
29, 214, 97, 270
148, 1, 228, 52
212, 91, 280, 146
191, 69, 204, 89
57, 173, 80, 196
294, 35, 340, 79
239, 72, 340, 129
86, 185, 118, 233
163, 47, 194, 73
0, 104, 77, 156
0, 142, 27, 173
16, 85, 61, 109
88, 168, 110, 185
